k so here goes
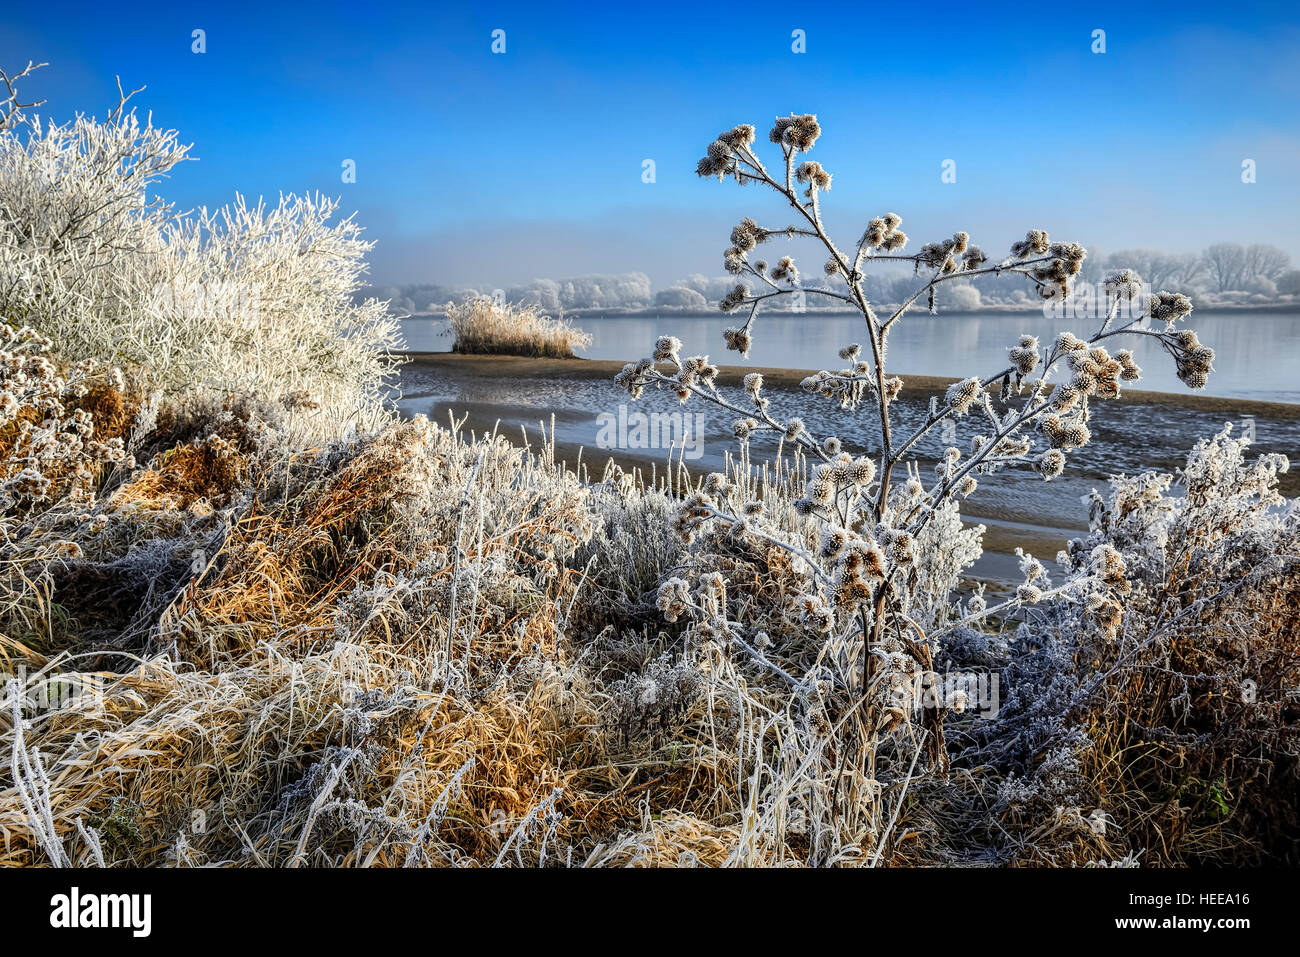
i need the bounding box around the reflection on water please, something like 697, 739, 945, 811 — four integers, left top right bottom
400, 310, 1300, 402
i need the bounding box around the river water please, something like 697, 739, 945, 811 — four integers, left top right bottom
400, 309, 1300, 403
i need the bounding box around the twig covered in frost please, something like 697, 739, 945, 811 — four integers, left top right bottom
6, 679, 71, 866
288, 747, 359, 868
492, 786, 563, 868
75, 817, 107, 868
447, 448, 486, 658
405, 757, 475, 867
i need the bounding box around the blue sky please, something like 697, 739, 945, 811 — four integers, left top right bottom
3, 1, 1298, 286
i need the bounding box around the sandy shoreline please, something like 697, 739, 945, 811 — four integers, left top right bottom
397, 351, 1300, 419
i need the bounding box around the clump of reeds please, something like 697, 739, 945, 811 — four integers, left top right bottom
446, 297, 592, 358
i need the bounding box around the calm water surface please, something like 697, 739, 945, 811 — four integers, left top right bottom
395, 357, 1300, 535
401, 310, 1300, 403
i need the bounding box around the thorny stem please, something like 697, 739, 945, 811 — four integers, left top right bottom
698, 504, 831, 585
733, 142, 894, 518
713, 135, 912, 743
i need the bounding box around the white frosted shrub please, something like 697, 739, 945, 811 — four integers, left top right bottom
0, 63, 398, 441
945, 283, 981, 311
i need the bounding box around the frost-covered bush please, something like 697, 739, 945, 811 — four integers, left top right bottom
654, 286, 709, 311
613, 115, 1216, 839
945, 283, 982, 311
945, 425, 1298, 864
0, 62, 398, 441
1059, 425, 1297, 862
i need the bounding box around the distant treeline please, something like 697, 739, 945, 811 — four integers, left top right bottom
362, 243, 1299, 314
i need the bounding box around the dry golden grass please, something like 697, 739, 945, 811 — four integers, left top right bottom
0, 412, 755, 866
111, 436, 247, 513
445, 298, 592, 359
70, 381, 136, 443
1074, 554, 1300, 865
0, 384, 1295, 868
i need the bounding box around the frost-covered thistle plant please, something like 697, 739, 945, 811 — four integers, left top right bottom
615, 115, 1213, 776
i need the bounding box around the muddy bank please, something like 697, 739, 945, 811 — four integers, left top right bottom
425, 398, 1059, 592
393, 353, 1300, 587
